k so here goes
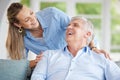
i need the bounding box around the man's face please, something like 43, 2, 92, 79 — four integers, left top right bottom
66, 19, 88, 43
16, 6, 39, 29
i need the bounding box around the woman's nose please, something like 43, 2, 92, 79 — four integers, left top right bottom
30, 17, 34, 22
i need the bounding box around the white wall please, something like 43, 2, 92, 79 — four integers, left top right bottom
0, 0, 20, 59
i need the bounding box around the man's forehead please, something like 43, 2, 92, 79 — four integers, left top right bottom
70, 19, 86, 24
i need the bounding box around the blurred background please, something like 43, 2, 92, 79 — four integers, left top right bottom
0, 0, 120, 61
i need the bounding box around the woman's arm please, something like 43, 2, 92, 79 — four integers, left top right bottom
29, 53, 43, 68
89, 40, 111, 60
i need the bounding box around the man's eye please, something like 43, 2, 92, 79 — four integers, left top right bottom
30, 11, 33, 15
74, 24, 78, 27
68, 24, 71, 26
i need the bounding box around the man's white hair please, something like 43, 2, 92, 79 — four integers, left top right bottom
71, 16, 95, 45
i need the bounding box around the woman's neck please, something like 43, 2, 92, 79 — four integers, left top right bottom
30, 25, 43, 38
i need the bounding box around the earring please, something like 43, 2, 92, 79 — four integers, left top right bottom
18, 27, 23, 33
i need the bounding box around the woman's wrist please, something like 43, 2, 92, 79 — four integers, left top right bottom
91, 46, 97, 50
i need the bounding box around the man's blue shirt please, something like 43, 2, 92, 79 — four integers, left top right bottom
31, 46, 120, 80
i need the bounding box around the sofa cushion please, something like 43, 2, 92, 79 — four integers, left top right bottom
0, 59, 29, 80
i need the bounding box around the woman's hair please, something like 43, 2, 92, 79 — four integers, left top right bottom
6, 3, 25, 60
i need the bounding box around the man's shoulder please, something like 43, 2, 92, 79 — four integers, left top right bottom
44, 49, 63, 53
43, 49, 64, 56
89, 50, 107, 62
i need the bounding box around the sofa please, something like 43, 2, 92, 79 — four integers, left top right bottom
0, 59, 30, 80
0, 59, 120, 80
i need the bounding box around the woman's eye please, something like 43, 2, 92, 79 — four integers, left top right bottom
25, 19, 29, 22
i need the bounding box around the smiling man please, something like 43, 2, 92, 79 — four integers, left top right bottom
31, 16, 120, 80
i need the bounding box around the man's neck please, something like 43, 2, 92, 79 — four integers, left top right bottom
67, 43, 85, 57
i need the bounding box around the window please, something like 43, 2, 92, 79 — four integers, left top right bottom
111, 0, 120, 53
40, 2, 66, 12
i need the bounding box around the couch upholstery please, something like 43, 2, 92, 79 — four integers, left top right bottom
0, 59, 29, 80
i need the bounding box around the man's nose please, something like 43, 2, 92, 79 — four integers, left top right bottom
67, 25, 73, 29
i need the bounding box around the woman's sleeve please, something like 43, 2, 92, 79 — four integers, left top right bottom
51, 7, 71, 30
25, 47, 29, 58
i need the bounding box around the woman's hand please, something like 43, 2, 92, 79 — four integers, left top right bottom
89, 40, 111, 60
35, 53, 43, 63
29, 53, 43, 68
92, 48, 111, 60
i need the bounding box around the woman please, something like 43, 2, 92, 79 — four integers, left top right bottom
6, 2, 110, 68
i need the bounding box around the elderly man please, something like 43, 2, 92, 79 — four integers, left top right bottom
31, 16, 120, 80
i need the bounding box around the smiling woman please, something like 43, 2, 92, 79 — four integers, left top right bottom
6, 2, 71, 68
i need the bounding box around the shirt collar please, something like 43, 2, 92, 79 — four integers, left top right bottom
63, 45, 90, 56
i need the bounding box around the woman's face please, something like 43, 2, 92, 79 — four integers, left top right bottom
16, 5, 39, 30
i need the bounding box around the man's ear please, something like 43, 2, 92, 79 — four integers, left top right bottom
14, 23, 21, 28
85, 32, 91, 38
